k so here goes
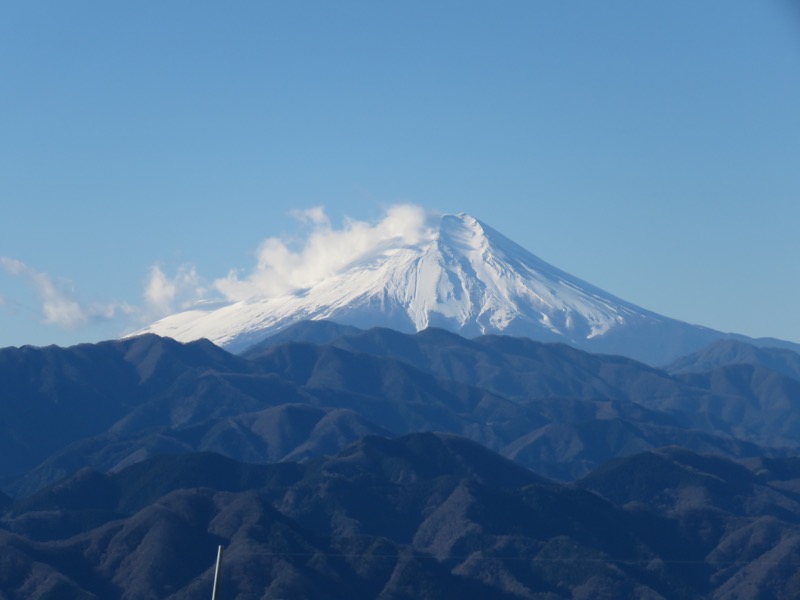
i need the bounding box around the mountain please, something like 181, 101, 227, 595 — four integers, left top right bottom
0, 334, 254, 481
667, 338, 800, 381
6, 328, 800, 497
245, 322, 800, 451
6, 330, 800, 596
131, 213, 795, 365
7, 438, 800, 599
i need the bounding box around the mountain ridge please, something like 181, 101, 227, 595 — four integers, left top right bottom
129, 212, 797, 364
5, 326, 800, 497
6, 437, 800, 598
4, 328, 800, 596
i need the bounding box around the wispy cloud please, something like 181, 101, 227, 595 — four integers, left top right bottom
2, 204, 438, 337
143, 264, 207, 318
214, 204, 437, 302
0, 257, 131, 329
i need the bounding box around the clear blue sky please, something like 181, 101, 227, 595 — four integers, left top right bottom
2, 1, 799, 348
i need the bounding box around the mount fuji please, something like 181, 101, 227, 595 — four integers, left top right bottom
131, 213, 791, 364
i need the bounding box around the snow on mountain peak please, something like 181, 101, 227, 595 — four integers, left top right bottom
130, 211, 665, 354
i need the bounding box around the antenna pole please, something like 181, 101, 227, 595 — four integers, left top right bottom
211, 545, 224, 600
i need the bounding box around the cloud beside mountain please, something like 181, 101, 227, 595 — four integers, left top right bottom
0, 256, 130, 329
213, 204, 437, 302
1, 205, 438, 336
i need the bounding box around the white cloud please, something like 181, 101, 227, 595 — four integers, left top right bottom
1, 204, 438, 337
143, 264, 207, 318
289, 206, 329, 227
214, 204, 437, 302
0, 257, 129, 329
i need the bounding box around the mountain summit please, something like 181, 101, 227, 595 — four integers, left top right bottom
132, 213, 761, 363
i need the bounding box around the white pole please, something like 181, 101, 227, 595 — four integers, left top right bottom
211, 545, 224, 600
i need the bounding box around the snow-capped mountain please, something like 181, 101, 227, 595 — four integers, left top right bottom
131, 213, 769, 364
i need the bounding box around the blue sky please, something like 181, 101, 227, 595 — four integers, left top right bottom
2, 1, 799, 348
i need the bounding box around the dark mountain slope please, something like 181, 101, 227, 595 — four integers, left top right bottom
249, 331, 800, 451
7, 438, 800, 598
668, 339, 800, 381
0, 438, 684, 598
249, 325, 721, 431
1, 435, 553, 599
248, 334, 699, 421
504, 417, 764, 481
6, 404, 390, 499
5, 329, 794, 496
250, 324, 800, 447
248, 325, 681, 405
243, 319, 364, 352
671, 364, 800, 445
318, 432, 548, 489
578, 447, 800, 521
0, 335, 251, 480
